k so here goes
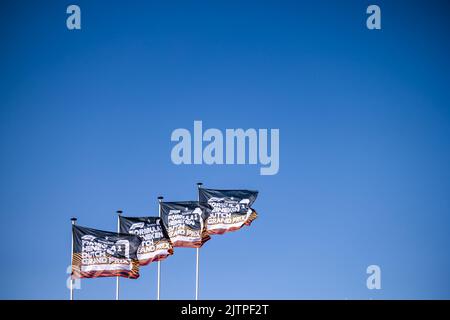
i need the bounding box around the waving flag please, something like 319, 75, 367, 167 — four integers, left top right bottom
199, 188, 259, 235
119, 216, 173, 265
160, 201, 210, 248
72, 225, 142, 279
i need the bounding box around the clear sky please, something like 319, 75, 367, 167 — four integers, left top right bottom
1, 0, 449, 299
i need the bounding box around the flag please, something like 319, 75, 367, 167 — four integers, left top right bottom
160, 201, 210, 248
199, 188, 259, 235
119, 216, 174, 266
72, 225, 142, 279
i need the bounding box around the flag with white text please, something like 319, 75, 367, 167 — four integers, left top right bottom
160, 201, 210, 248
199, 188, 258, 235
119, 216, 173, 265
72, 225, 142, 279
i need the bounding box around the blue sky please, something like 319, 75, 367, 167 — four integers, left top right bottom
0, 0, 449, 299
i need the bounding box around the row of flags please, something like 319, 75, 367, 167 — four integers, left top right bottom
71, 187, 259, 281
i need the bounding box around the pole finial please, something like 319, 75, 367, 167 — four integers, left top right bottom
70, 217, 77, 225
116, 210, 123, 216
158, 196, 164, 201
197, 182, 203, 187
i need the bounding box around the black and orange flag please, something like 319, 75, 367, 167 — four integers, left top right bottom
119, 216, 173, 266
199, 188, 259, 235
72, 225, 142, 279
160, 201, 210, 248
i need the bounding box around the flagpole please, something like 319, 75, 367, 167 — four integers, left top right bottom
196, 182, 203, 300
116, 210, 122, 301
157, 196, 164, 300
70, 217, 77, 301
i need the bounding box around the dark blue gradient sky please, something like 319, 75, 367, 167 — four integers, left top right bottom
1, 0, 449, 299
